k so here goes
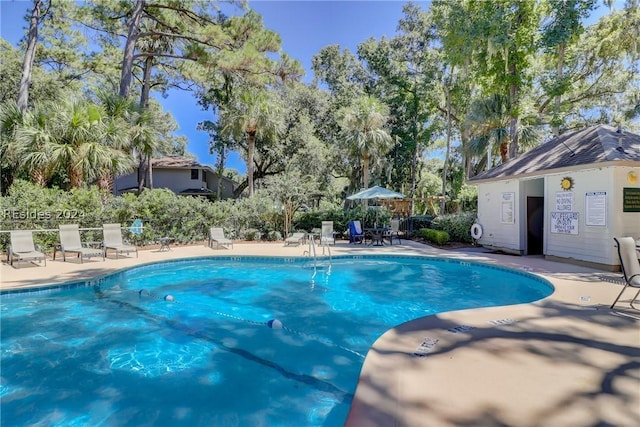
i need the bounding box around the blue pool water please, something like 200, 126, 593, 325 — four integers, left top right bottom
0, 255, 552, 426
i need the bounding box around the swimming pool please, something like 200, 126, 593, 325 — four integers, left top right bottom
0, 255, 553, 426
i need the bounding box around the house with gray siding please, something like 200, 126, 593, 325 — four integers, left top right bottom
114, 156, 237, 200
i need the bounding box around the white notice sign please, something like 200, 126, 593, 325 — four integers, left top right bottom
550, 212, 579, 234
555, 191, 573, 212
585, 191, 606, 226
501, 192, 515, 224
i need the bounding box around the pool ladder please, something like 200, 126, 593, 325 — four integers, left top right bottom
303, 233, 331, 269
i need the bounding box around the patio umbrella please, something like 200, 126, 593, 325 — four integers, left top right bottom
347, 186, 406, 227
346, 185, 405, 201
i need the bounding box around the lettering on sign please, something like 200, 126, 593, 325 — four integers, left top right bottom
623, 187, 640, 212
501, 192, 515, 224
550, 212, 579, 234
555, 191, 573, 212
585, 191, 606, 226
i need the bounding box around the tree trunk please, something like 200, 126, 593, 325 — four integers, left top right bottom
499, 137, 509, 163
97, 171, 113, 193
137, 155, 147, 192
17, 0, 42, 112
362, 152, 370, 189
441, 84, 451, 214
146, 154, 153, 189
216, 145, 226, 200
69, 166, 83, 188
508, 78, 519, 160
119, 0, 145, 98
139, 56, 154, 190
30, 168, 46, 187
139, 55, 153, 108
247, 131, 256, 196
552, 44, 565, 136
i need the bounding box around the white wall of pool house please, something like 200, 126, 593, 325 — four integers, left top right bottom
474, 164, 640, 270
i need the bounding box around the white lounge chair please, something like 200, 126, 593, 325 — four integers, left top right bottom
103, 223, 138, 259
611, 237, 640, 309
8, 230, 46, 268
284, 232, 306, 246
320, 221, 335, 246
385, 219, 402, 245
55, 224, 104, 263
209, 227, 233, 249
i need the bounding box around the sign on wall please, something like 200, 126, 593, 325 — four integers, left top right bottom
550, 212, 579, 234
585, 191, 607, 226
501, 192, 515, 224
555, 191, 573, 212
623, 187, 640, 212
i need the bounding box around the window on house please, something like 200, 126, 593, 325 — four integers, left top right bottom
202, 172, 207, 182
191, 169, 198, 180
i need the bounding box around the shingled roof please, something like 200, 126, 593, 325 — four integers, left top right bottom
469, 125, 640, 183
151, 156, 203, 169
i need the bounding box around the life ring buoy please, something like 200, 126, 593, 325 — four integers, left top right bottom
470, 223, 483, 240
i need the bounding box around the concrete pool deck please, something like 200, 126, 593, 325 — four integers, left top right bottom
1, 239, 639, 426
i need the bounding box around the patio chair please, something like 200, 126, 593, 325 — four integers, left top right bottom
385, 219, 402, 245
103, 223, 138, 259
611, 237, 640, 309
284, 232, 306, 246
320, 221, 335, 246
55, 224, 104, 263
8, 230, 46, 268
209, 227, 233, 249
348, 220, 365, 244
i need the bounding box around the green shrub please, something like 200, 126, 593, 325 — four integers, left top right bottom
244, 229, 262, 241
419, 228, 450, 246
293, 207, 354, 236
407, 215, 434, 237
430, 211, 476, 243
266, 230, 282, 241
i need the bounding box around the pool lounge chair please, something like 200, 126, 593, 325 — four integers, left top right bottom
284, 232, 306, 246
55, 224, 104, 263
611, 236, 640, 309
385, 219, 402, 245
209, 227, 233, 249
320, 221, 335, 246
103, 223, 138, 259
8, 230, 46, 268
348, 220, 365, 244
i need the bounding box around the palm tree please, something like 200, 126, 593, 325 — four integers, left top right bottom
13, 103, 54, 186
1, 102, 31, 191
16, 98, 133, 189
219, 89, 283, 197
465, 93, 542, 174
464, 94, 510, 168
339, 95, 393, 189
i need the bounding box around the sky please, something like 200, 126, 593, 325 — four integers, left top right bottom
0, 0, 416, 174
0, 0, 620, 174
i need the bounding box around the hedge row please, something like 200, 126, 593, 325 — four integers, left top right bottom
419, 228, 450, 246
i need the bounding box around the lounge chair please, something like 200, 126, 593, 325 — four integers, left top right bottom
55, 224, 104, 263
611, 237, 640, 309
209, 227, 233, 249
348, 220, 365, 244
284, 232, 306, 246
385, 219, 402, 245
8, 230, 46, 268
320, 221, 335, 246
103, 223, 138, 259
